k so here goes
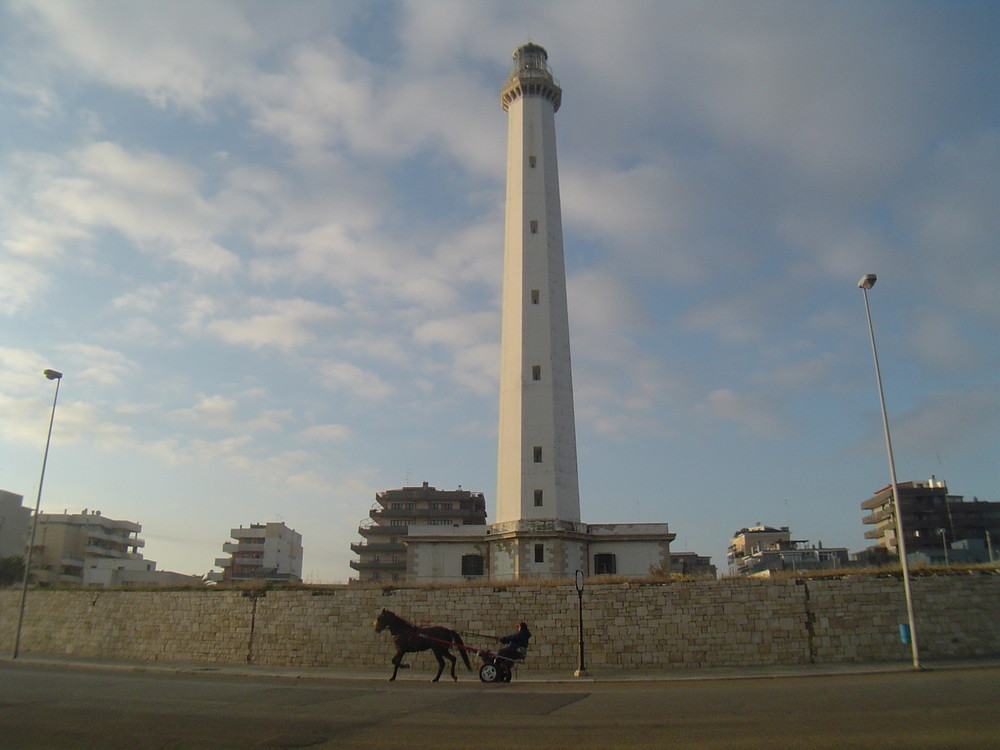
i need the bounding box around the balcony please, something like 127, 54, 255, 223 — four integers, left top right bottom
349, 559, 406, 571
370, 507, 485, 521
86, 528, 144, 547
358, 525, 405, 536
862, 509, 893, 525
351, 541, 405, 554
84, 544, 144, 560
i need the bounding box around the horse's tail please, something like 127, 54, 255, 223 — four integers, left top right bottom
452, 631, 472, 670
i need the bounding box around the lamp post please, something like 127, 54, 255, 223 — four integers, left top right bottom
858, 275, 921, 670
938, 528, 950, 566
12, 368, 63, 659
573, 569, 588, 677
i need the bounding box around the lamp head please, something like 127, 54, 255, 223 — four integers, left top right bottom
43, 369, 63, 380
858, 274, 877, 290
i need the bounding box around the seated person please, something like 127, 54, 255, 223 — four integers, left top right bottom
496, 621, 531, 662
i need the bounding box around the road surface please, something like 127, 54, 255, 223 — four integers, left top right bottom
1, 661, 997, 749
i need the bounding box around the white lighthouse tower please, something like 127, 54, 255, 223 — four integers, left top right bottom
496, 42, 580, 526
490, 42, 586, 579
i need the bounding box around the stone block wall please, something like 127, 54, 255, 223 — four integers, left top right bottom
1, 574, 997, 672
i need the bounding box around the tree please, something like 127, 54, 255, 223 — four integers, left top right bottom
0, 556, 25, 587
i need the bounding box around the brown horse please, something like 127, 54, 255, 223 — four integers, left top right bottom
374, 609, 472, 682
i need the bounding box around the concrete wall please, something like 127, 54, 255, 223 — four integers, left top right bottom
1, 575, 998, 672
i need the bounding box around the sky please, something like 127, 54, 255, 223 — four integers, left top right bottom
1, 0, 997, 582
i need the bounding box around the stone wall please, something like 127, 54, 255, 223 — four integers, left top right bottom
1, 574, 998, 672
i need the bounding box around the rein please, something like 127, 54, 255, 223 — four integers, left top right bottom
462, 630, 498, 641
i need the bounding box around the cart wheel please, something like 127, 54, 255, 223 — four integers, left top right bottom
501, 665, 512, 682
479, 664, 500, 683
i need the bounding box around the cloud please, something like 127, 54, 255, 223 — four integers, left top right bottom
201, 298, 341, 352
893, 387, 999, 455
317, 361, 394, 401
414, 311, 495, 349
298, 424, 355, 443
6, 141, 242, 277
695, 388, 785, 438
0, 258, 50, 315
568, 270, 643, 360
171, 394, 292, 434
12, 0, 256, 111
56, 343, 140, 387
0, 391, 132, 450
679, 291, 775, 346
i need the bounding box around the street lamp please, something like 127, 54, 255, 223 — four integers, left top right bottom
858, 275, 921, 670
12, 368, 63, 659
573, 569, 588, 677
938, 528, 950, 566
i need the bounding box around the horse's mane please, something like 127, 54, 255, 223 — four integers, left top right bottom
380, 609, 414, 633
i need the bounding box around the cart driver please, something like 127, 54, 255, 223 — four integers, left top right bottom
496, 621, 531, 663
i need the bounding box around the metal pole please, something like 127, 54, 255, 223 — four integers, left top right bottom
574, 569, 587, 677
860, 285, 921, 669
13, 371, 62, 659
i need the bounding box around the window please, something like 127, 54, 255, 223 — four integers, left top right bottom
530, 220, 538, 234
462, 554, 485, 576
594, 554, 617, 574
534, 490, 543, 507
533, 446, 542, 463
531, 289, 540, 304
534, 544, 545, 563
532, 365, 541, 381
528, 155, 536, 168
427, 519, 452, 525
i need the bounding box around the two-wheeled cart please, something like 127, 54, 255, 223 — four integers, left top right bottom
474, 646, 526, 683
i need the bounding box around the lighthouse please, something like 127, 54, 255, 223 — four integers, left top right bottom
495, 42, 581, 528
489, 42, 589, 579
393, 44, 677, 584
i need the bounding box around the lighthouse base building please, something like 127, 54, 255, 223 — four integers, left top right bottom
400, 518, 673, 583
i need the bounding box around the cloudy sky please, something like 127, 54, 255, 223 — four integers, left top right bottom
1, 0, 996, 582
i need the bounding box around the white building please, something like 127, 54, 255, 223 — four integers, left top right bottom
727, 524, 849, 576
31, 509, 147, 585
404, 43, 677, 582
0, 489, 31, 559
209, 522, 303, 583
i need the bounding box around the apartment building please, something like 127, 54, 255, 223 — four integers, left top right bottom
0, 489, 30, 559
727, 524, 849, 576
350, 483, 488, 584
31, 509, 147, 585
861, 477, 999, 564
209, 522, 303, 583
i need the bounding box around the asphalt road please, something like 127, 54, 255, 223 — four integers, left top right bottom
1, 661, 998, 749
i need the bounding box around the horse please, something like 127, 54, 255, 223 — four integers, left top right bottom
373, 608, 472, 682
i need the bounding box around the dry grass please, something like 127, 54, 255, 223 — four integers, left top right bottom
26, 561, 998, 593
